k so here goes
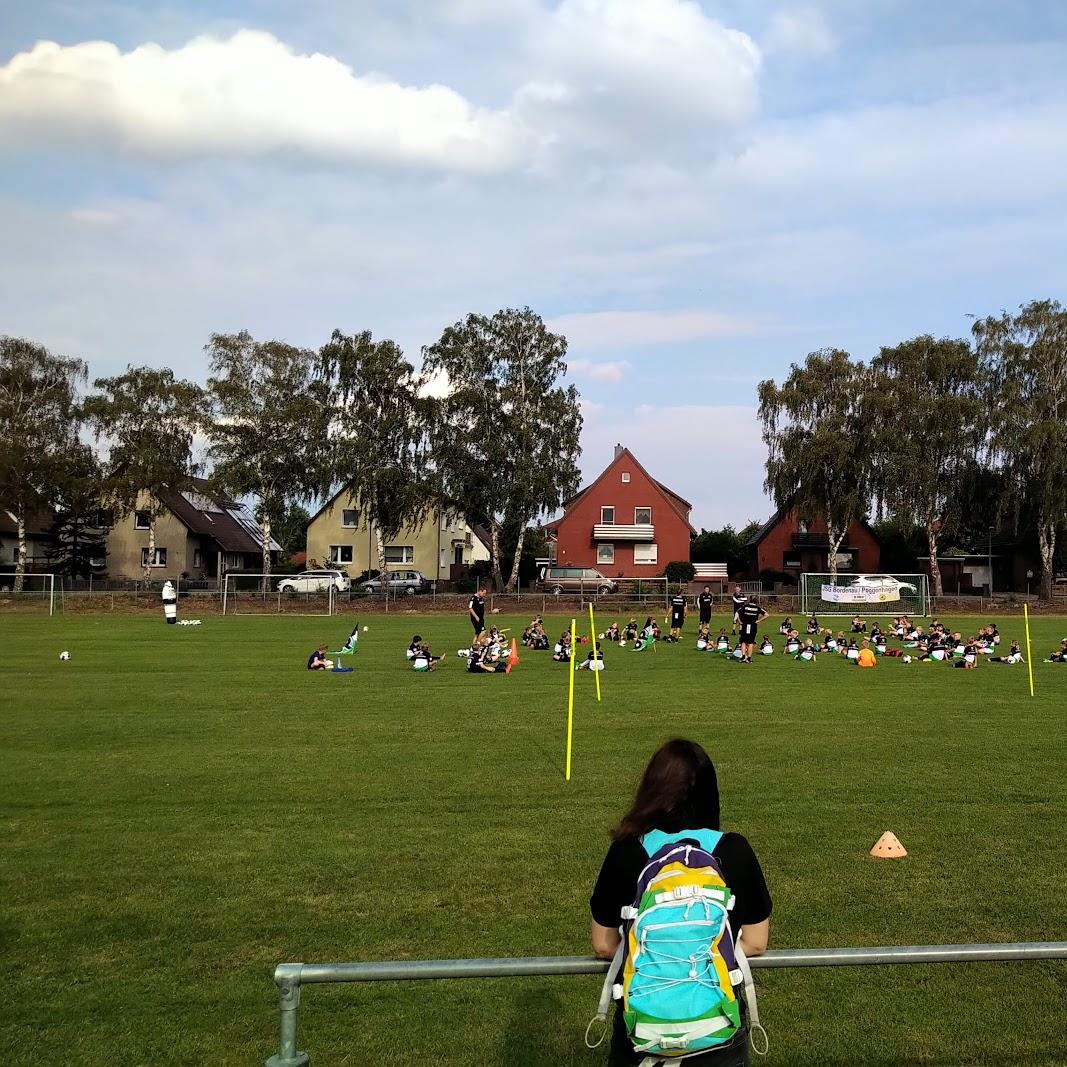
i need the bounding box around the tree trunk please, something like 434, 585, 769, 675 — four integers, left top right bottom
261, 512, 272, 592
489, 522, 504, 592
926, 523, 943, 597
145, 513, 156, 582
826, 523, 846, 584
14, 509, 27, 593
374, 525, 388, 596
1038, 522, 1056, 601
506, 524, 526, 592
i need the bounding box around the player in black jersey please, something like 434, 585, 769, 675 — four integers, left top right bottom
697, 586, 714, 627
667, 592, 687, 641
736, 597, 769, 663
730, 585, 747, 634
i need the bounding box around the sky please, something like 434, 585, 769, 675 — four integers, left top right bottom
2, 1, 1066, 529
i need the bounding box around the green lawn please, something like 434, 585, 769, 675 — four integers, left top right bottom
1, 608, 1065, 1066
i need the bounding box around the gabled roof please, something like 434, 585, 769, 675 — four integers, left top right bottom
745, 503, 881, 548
557, 448, 697, 535
157, 478, 281, 554
0, 502, 55, 539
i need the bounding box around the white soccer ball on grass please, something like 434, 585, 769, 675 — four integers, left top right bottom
363, 625, 369, 632
59, 651, 70, 661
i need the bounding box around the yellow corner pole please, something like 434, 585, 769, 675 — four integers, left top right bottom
588, 602, 602, 702
565, 617, 577, 781
1024, 603, 1035, 698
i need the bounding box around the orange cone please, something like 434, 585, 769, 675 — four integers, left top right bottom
506, 638, 519, 673
870, 831, 907, 858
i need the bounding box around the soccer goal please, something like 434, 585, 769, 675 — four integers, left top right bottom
221, 574, 335, 616
0, 572, 56, 616
800, 573, 929, 617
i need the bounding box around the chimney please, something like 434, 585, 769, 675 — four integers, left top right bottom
614, 443, 624, 459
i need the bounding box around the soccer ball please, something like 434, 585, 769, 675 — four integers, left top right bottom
903, 655, 912, 664
59, 651, 70, 661
363, 625, 369, 632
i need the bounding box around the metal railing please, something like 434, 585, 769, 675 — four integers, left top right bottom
264, 941, 1067, 1066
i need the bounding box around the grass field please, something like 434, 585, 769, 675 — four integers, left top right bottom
1, 607, 1065, 1066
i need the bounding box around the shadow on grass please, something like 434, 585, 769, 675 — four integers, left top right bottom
497, 985, 594, 1066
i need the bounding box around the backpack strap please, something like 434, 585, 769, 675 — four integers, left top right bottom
640, 827, 723, 857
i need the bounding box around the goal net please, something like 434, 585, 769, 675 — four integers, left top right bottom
222, 574, 335, 616
800, 573, 929, 617
0, 572, 56, 615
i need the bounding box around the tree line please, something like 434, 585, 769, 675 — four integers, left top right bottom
0, 308, 583, 592
758, 299, 1067, 599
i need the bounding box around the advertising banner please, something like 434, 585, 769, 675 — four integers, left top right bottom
821, 584, 901, 604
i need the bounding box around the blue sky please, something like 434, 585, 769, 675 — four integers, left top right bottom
2, 1, 1066, 527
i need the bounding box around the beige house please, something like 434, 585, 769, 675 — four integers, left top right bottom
305, 491, 490, 581
105, 480, 279, 580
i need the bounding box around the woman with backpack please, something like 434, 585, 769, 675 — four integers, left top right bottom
588, 739, 771, 1066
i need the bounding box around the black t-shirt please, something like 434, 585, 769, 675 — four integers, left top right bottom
730, 593, 747, 614
670, 594, 686, 618
698, 592, 713, 612
469, 595, 485, 621
590, 829, 771, 932
737, 602, 765, 627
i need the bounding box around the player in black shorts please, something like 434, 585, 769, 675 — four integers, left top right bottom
468, 587, 486, 636
667, 592, 686, 641
730, 585, 747, 635
736, 597, 768, 663
697, 586, 713, 627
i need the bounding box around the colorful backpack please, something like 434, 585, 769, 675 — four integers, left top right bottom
588, 829, 766, 1064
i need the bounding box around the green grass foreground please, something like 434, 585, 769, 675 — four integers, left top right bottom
1, 609, 1065, 1066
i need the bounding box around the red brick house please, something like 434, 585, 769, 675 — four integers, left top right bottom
543, 446, 695, 577
746, 506, 881, 582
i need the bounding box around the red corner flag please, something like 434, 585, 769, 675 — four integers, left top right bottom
506, 638, 520, 673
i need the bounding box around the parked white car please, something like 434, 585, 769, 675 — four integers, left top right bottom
848, 574, 917, 594
277, 569, 351, 594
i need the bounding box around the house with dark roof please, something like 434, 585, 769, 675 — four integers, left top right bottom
104, 479, 280, 579
543, 445, 695, 576
0, 499, 56, 573
746, 506, 881, 582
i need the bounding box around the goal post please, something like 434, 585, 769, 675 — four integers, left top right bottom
221, 574, 335, 616
800, 573, 929, 617
0, 572, 56, 615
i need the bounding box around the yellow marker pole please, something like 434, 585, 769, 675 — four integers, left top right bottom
565, 617, 577, 780
1024, 603, 1035, 698
588, 602, 602, 702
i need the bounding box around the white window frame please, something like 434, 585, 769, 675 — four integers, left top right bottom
385, 545, 415, 564
596, 543, 615, 565
140, 546, 167, 568
134, 510, 152, 530
621, 472, 630, 483
634, 506, 652, 525
634, 543, 658, 566
341, 508, 360, 528
600, 506, 615, 525
330, 544, 354, 564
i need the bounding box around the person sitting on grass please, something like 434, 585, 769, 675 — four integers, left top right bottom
1044, 638, 1067, 663
845, 639, 860, 661
589, 739, 771, 1067
874, 631, 888, 655
989, 623, 1000, 646
696, 623, 711, 651
856, 640, 877, 668
822, 631, 839, 653
528, 619, 550, 650
553, 631, 573, 663
806, 614, 820, 635
785, 633, 801, 656
715, 628, 731, 653
577, 648, 605, 671
991, 640, 1023, 664
412, 641, 445, 672
850, 615, 867, 634
406, 634, 423, 660
795, 639, 817, 662
467, 639, 507, 673
602, 621, 621, 643
778, 616, 793, 636
307, 644, 330, 670
953, 638, 978, 669
759, 636, 774, 656
624, 617, 639, 641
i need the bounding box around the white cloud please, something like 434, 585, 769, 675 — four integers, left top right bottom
568, 358, 629, 382
765, 8, 838, 58
0, 32, 529, 172
552, 309, 761, 348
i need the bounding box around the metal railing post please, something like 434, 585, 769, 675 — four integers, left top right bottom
265, 964, 310, 1067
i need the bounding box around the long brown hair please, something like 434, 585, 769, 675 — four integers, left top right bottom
611, 739, 720, 841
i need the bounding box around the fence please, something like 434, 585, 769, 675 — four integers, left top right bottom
264, 941, 1067, 1066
